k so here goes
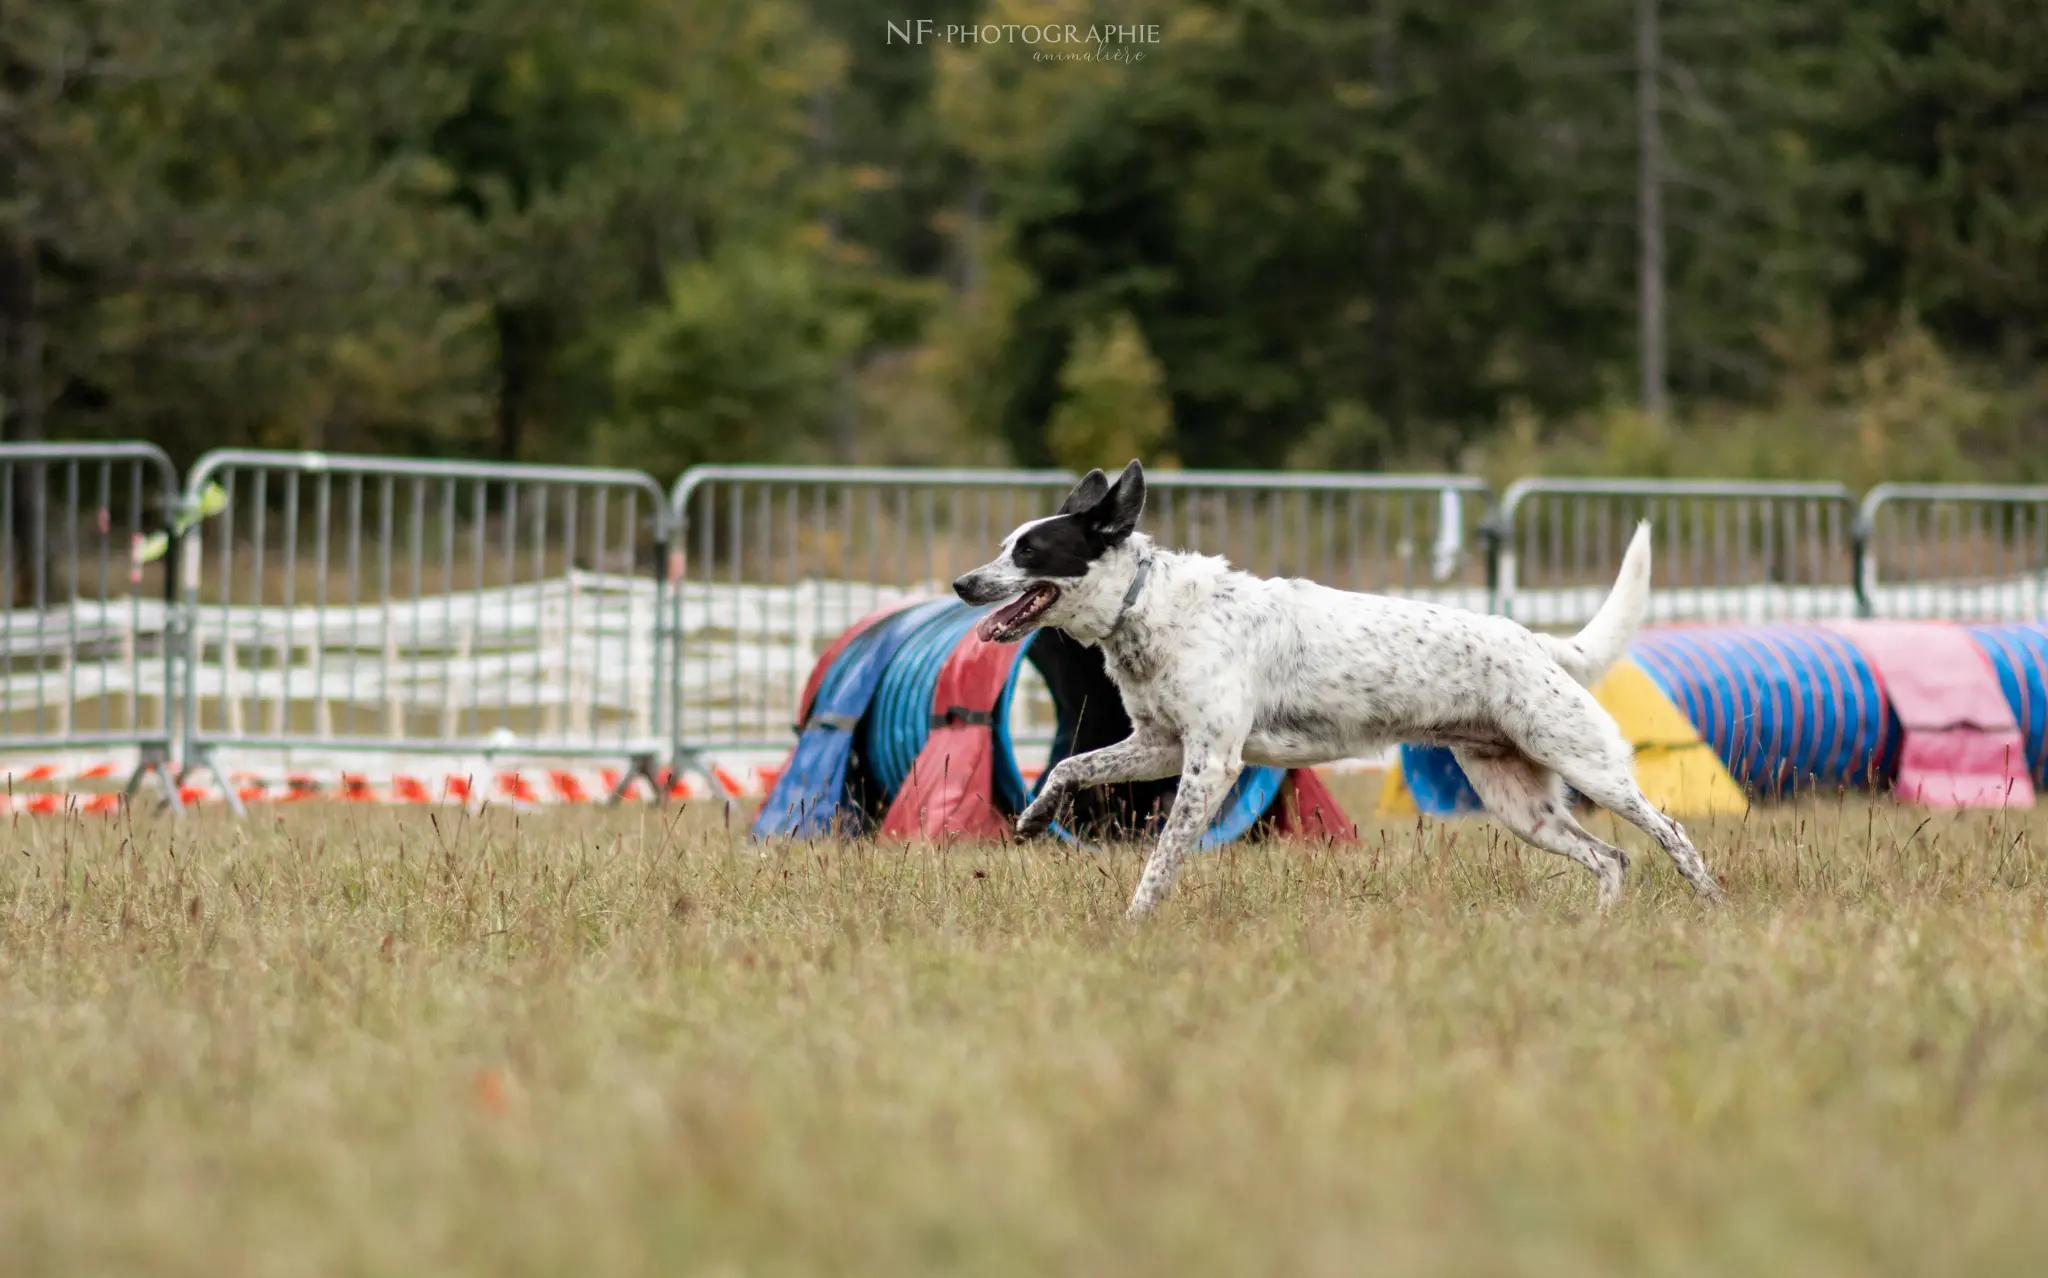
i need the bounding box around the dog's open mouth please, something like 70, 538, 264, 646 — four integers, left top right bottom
976, 583, 1060, 643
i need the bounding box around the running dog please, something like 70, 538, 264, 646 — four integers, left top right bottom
952, 460, 1724, 919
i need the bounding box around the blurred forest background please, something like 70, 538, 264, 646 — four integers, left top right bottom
2, 0, 2044, 487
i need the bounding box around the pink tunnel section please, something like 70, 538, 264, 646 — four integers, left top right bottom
1825, 621, 2035, 808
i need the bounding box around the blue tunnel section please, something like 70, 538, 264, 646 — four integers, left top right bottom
1628, 627, 1898, 796
1967, 624, 2048, 787
1396, 743, 1485, 816
751, 598, 958, 838
864, 604, 983, 796
756, 598, 1287, 845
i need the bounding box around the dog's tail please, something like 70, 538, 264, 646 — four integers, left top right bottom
1539, 521, 1652, 687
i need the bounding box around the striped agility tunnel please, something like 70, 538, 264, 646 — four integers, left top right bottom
1381, 621, 2048, 817
752, 598, 1355, 846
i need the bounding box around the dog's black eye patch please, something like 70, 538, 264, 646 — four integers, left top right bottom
1011, 516, 1102, 577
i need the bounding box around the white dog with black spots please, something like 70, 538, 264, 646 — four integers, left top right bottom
954, 460, 1724, 919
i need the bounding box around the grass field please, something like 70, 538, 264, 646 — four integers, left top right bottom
5, 787, 2048, 1276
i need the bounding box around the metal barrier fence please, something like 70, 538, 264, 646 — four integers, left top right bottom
178, 451, 672, 813
5, 443, 2048, 813
664, 466, 1494, 764
1487, 478, 1862, 626
1856, 484, 2048, 621
1, 443, 185, 803
1141, 471, 1492, 606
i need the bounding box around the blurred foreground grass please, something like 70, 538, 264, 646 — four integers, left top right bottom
3, 790, 2046, 1276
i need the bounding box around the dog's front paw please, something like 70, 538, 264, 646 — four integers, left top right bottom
1014, 798, 1056, 840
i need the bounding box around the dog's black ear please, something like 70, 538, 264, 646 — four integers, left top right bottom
1090, 459, 1146, 543
1058, 468, 1111, 516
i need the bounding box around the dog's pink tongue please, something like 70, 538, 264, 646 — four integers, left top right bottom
975, 589, 1042, 643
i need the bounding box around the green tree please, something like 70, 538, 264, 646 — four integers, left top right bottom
1824, 0, 2048, 366
603, 238, 867, 475
5, 1, 497, 462
994, 0, 1625, 466
1045, 310, 1177, 470
433, 0, 844, 463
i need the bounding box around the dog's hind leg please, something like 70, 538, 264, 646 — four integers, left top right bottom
1017, 735, 1183, 839
1552, 765, 1724, 901
1506, 701, 1726, 902
1126, 737, 1241, 920
1453, 748, 1629, 910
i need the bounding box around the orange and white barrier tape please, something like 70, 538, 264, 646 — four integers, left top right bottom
3, 761, 782, 816
5, 753, 1384, 818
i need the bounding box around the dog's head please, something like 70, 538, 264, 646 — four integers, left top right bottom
953, 459, 1147, 643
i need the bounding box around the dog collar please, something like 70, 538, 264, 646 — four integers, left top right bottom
1106, 553, 1153, 639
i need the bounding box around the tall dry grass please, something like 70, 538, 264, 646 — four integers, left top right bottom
3, 791, 2046, 1276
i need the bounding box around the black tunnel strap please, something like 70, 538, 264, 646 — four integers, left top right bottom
930, 705, 995, 729
801, 711, 863, 734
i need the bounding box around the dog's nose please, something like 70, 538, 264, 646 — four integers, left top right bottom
952, 575, 975, 602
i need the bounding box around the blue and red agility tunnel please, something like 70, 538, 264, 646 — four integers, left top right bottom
1395, 620, 2048, 817
753, 598, 1355, 845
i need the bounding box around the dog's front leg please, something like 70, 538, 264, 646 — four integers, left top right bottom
1017, 735, 1183, 838
1127, 740, 1242, 920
